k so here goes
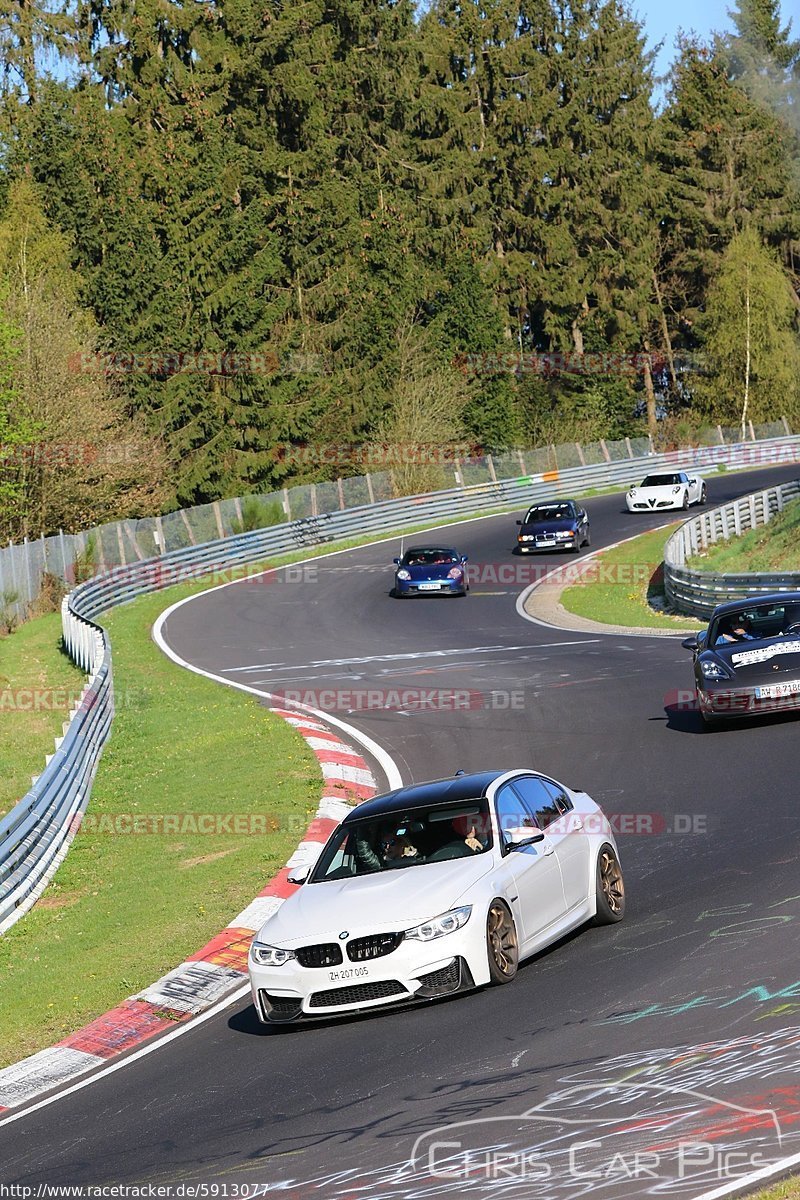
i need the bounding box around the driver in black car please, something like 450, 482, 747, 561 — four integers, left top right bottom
715, 615, 754, 645
780, 607, 800, 635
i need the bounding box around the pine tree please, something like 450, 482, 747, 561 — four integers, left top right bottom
656, 34, 800, 381
0, 178, 169, 536
697, 225, 800, 429
0, 0, 75, 101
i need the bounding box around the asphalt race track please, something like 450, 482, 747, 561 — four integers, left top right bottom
2, 463, 800, 1199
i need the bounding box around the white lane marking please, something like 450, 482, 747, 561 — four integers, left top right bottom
511, 1049, 529, 1069
225, 663, 285, 673
222, 640, 601, 677
0, 981, 252, 1128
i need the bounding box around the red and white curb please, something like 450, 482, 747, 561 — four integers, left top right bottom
0, 710, 376, 1113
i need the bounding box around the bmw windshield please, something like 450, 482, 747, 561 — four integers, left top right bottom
309, 800, 494, 882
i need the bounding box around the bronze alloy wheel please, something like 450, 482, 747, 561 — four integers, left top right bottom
486, 901, 519, 983
593, 845, 625, 924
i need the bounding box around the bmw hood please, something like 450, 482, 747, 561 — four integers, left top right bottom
255, 856, 494, 947
520, 519, 577, 535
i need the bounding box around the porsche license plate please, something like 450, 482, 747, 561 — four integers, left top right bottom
418, 582, 442, 590
755, 681, 800, 700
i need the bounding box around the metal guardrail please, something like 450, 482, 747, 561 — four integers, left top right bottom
2, 433, 800, 932
664, 479, 800, 619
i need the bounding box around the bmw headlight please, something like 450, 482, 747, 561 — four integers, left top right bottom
555, 531, 573, 539
700, 660, 731, 681
250, 941, 296, 967
405, 906, 472, 942
396, 568, 411, 581
519, 535, 534, 542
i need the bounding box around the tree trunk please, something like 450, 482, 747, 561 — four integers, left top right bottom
741, 267, 751, 441
642, 337, 657, 437
652, 270, 677, 393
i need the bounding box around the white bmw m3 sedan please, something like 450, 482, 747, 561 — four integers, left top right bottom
248, 769, 624, 1023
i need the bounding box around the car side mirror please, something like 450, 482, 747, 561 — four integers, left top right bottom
287, 864, 310, 885
460, 555, 468, 563
516, 520, 522, 526
681, 636, 699, 652
505, 829, 546, 851
392, 557, 401, 566
578, 510, 586, 520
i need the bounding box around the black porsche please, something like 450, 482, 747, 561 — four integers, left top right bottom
515, 500, 590, 554
683, 593, 800, 726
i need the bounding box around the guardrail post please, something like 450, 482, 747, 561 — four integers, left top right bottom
365, 474, 375, 504
23, 536, 33, 610
213, 501, 225, 540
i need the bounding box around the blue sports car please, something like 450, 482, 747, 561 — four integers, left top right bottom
392, 546, 469, 597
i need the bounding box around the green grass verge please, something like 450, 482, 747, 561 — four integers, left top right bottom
0, 612, 86, 820
0, 588, 322, 1068
687, 497, 800, 573
560, 526, 699, 630
752, 1181, 800, 1199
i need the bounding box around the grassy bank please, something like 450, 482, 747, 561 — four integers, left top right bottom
753, 1181, 800, 1199
688, 497, 800, 573
559, 526, 699, 630
0, 611, 86, 819
0, 587, 321, 1067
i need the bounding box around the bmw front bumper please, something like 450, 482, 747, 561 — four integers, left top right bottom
249, 928, 482, 1023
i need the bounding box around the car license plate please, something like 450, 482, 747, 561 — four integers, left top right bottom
755, 681, 800, 699
418, 582, 442, 590
536, 539, 557, 548
328, 967, 370, 982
